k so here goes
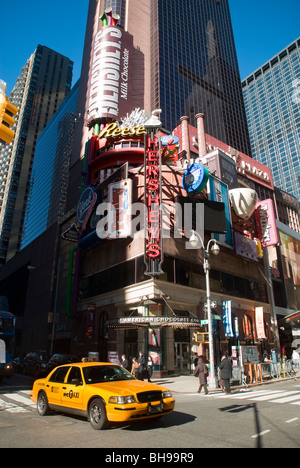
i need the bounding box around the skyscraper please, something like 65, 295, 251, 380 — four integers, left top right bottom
242, 38, 300, 202
21, 81, 79, 249
0, 45, 73, 264
89, 0, 251, 155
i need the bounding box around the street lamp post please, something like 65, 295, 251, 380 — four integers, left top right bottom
189, 231, 220, 390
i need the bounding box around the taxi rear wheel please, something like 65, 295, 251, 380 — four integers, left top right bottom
88, 398, 108, 430
37, 391, 51, 416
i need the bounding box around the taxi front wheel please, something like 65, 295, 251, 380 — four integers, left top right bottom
88, 398, 108, 430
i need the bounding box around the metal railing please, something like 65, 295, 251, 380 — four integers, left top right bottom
225, 360, 299, 386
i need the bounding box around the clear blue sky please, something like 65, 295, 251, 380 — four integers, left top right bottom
1, 0, 300, 95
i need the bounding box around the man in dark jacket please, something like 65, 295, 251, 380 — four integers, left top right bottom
219, 352, 232, 394
121, 354, 130, 371
137, 351, 146, 380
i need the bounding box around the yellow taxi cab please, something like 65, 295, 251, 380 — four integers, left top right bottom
31, 362, 175, 430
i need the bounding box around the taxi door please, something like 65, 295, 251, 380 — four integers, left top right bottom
61, 366, 84, 410
46, 366, 71, 407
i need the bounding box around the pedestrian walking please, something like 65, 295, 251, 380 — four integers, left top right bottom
219, 352, 232, 394
218, 355, 226, 392
147, 355, 154, 382
121, 354, 130, 371
131, 357, 139, 377
137, 351, 146, 380
194, 355, 209, 395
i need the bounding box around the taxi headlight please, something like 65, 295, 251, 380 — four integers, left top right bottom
109, 395, 136, 404
162, 390, 172, 399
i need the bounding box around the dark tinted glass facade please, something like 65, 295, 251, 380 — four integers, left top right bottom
21, 81, 79, 249
152, 0, 251, 154
100, 0, 251, 155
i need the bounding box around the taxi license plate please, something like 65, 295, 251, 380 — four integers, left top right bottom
148, 403, 163, 415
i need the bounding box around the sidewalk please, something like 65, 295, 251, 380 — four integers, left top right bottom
152, 372, 300, 394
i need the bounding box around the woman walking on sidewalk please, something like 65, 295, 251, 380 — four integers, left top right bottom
194, 355, 209, 395
219, 352, 232, 394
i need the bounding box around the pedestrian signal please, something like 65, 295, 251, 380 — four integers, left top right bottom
194, 332, 209, 344
0, 94, 18, 144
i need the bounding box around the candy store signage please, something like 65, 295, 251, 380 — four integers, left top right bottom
98, 122, 146, 139
107, 179, 132, 239
144, 135, 163, 276
86, 25, 133, 123
106, 317, 201, 327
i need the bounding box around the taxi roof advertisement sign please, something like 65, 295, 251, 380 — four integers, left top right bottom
86, 25, 134, 124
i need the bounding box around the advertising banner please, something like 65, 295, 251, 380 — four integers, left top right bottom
208, 176, 232, 246
107, 179, 132, 238
86, 25, 134, 124
223, 300, 234, 338
256, 199, 279, 247
255, 307, 266, 340
234, 231, 258, 262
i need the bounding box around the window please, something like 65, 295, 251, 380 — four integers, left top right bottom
67, 367, 83, 385
49, 366, 70, 383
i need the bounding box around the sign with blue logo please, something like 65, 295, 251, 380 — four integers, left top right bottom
77, 186, 98, 227
223, 300, 234, 338
182, 163, 209, 194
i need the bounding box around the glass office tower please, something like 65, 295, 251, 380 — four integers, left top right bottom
21, 81, 79, 249
242, 38, 300, 202
0, 45, 73, 264
100, 0, 251, 155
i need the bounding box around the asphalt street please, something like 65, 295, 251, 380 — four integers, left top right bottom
0, 373, 299, 450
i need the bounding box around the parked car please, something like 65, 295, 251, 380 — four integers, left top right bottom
45, 354, 80, 375
23, 352, 49, 378
31, 362, 175, 430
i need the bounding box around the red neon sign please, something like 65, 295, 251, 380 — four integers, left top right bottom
144, 136, 163, 276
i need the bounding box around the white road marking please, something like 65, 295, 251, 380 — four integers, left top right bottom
251, 430, 271, 439
285, 418, 299, 424
3, 393, 36, 408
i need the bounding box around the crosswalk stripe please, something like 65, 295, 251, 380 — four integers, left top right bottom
249, 391, 299, 401
217, 388, 300, 405
3, 393, 36, 408
268, 392, 300, 403
0, 397, 30, 413
219, 390, 284, 399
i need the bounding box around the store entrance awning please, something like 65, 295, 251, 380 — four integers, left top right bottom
106, 316, 202, 329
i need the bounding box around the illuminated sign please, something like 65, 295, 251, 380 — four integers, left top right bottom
99, 122, 146, 139
107, 179, 132, 238
144, 135, 163, 276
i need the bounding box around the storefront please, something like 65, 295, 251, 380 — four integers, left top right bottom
75, 274, 274, 376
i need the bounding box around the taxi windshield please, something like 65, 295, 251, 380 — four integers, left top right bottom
83, 365, 135, 384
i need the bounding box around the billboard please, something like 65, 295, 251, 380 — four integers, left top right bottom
107, 179, 132, 239
86, 25, 134, 124
256, 199, 279, 247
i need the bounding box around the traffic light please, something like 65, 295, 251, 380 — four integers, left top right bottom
194, 332, 209, 344
0, 93, 18, 144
